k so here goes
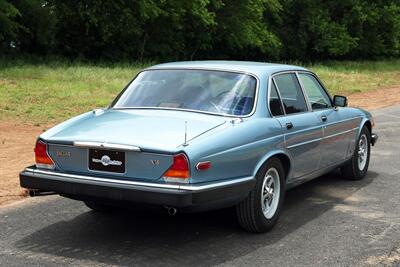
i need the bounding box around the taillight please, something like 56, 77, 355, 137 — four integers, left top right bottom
163, 153, 190, 183
35, 140, 54, 169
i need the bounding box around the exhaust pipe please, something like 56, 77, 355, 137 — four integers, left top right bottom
28, 189, 56, 197
164, 206, 178, 216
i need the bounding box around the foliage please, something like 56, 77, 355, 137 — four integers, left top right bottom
0, 0, 399, 61
0, 0, 20, 49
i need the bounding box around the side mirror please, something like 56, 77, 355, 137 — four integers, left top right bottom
333, 95, 348, 107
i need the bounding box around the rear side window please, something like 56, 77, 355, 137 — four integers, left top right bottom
273, 74, 308, 114
269, 81, 284, 116
298, 73, 332, 110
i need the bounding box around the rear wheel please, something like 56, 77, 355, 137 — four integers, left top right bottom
84, 200, 113, 212
236, 158, 286, 233
341, 126, 371, 180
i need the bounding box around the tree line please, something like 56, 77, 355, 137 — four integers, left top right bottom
1, 0, 399, 62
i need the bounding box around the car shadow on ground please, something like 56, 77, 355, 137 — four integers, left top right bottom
15, 172, 377, 266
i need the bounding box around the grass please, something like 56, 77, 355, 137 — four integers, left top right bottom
0, 59, 399, 125
310, 60, 400, 94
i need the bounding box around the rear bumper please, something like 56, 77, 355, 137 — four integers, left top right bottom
371, 133, 378, 146
20, 166, 254, 209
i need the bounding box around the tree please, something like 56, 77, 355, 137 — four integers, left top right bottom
0, 0, 20, 50
10, 0, 57, 54
1, 0, 399, 61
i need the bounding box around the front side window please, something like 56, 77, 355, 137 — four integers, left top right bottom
273, 73, 308, 114
298, 73, 332, 110
113, 69, 257, 116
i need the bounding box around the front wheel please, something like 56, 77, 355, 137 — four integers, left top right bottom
341, 126, 371, 180
236, 158, 286, 233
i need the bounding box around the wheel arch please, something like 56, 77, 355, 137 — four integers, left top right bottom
357, 118, 372, 138
363, 120, 372, 134
253, 150, 291, 181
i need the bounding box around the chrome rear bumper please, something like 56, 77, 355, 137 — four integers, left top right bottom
20, 166, 254, 209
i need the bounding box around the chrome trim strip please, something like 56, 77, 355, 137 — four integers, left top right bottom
295, 71, 313, 112
287, 138, 323, 149
24, 168, 254, 192
323, 127, 358, 140
286, 126, 359, 149
73, 141, 141, 152
322, 116, 362, 128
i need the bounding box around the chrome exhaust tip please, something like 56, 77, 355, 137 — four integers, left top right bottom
165, 206, 178, 216
28, 189, 56, 197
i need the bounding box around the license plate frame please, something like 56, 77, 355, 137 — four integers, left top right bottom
88, 149, 126, 174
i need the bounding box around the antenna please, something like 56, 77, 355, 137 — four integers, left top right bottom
183, 121, 188, 146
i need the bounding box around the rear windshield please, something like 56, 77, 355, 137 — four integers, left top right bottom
112, 69, 257, 116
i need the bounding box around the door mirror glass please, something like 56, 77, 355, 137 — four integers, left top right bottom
333, 95, 347, 107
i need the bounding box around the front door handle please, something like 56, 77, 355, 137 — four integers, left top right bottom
321, 115, 327, 122
286, 122, 293, 130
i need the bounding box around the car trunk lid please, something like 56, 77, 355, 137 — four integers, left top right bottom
43, 109, 227, 181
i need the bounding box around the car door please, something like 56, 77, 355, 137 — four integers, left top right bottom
270, 73, 323, 180
297, 72, 354, 168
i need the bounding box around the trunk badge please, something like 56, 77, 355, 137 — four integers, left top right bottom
151, 160, 160, 166
57, 151, 71, 157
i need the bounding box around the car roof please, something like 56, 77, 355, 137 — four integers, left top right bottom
147, 60, 309, 77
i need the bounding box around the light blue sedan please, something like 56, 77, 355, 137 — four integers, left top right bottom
20, 61, 378, 232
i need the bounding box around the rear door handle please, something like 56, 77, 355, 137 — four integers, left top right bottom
286, 122, 293, 130
321, 115, 327, 122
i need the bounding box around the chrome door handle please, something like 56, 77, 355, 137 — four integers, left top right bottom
321, 115, 327, 122
286, 122, 293, 130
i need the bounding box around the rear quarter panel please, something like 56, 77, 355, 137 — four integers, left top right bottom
183, 118, 284, 184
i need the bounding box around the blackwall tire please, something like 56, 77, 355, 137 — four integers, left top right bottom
342, 126, 371, 180
236, 157, 286, 233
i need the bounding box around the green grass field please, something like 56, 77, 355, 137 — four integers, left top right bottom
1, 59, 399, 125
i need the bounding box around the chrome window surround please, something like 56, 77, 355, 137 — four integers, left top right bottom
268, 71, 311, 117
112, 68, 260, 118
267, 70, 334, 118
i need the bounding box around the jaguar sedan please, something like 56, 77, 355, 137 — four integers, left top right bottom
20, 61, 378, 233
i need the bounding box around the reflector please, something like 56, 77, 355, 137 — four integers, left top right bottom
196, 161, 212, 171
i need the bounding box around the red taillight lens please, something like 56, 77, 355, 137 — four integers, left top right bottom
163, 153, 190, 183
35, 140, 54, 169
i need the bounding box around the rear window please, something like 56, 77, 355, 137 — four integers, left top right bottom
113, 69, 257, 116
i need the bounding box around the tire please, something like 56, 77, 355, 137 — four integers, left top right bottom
341, 126, 371, 180
236, 157, 286, 233
84, 200, 113, 212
